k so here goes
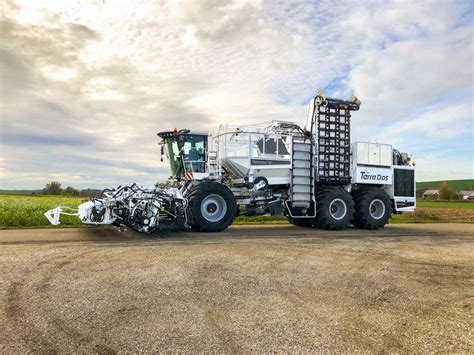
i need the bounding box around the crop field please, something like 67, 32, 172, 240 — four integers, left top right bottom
417, 201, 474, 208
1, 194, 473, 229
416, 179, 473, 192
0, 195, 83, 228
392, 207, 474, 223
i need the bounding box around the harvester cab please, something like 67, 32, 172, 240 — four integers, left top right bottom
158, 129, 209, 180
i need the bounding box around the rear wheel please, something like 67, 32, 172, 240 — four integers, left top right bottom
187, 182, 237, 232
352, 188, 392, 229
315, 187, 354, 230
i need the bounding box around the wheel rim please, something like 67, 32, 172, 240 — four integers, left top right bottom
201, 194, 227, 222
328, 198, 347, 220
369, 199, 385, 220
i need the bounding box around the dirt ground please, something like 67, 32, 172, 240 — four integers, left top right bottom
0, 224, 472, 353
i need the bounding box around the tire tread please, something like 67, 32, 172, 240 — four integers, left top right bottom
352, 188, 392, 230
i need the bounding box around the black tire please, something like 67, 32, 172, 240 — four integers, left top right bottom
187, 182, 237, 232
352, 188, 392, 229
289, 217, 314, 228
314, 187, 354, 230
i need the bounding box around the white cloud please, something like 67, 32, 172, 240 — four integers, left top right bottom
0, 0, 472, 189
349, 34, 472, 126
382, 102, 472, 140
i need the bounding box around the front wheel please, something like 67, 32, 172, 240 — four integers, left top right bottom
187, 182, 237, 232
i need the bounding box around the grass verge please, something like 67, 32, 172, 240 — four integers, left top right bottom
417, 201, 474, 209
1, 194, 473, 229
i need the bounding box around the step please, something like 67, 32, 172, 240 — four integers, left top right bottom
292, 185, 311, 193
293, 151, 311, 160
292, 176, 311, 185
293, 144, 311, 152
292, 168, 311, 177
293, 160, 311, 169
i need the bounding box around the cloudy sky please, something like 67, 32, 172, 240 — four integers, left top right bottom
0, 0, 473, 189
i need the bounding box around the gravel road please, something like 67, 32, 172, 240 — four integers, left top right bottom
0, 224, 472, 353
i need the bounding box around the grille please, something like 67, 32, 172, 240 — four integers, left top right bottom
394, 168, 415, 197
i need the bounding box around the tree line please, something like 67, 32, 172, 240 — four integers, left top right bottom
42, 181, 101, 197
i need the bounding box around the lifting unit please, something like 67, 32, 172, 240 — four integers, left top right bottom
45, 92, 416, 233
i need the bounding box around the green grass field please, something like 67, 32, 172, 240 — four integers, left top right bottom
1, 194, 473, 229
417, 201, 474, 209
416, 179, 473, 192
0, 194, 83, 228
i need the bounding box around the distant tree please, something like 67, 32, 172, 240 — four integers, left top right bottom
62, 186, 79, 196
438, 182, 456, 200
79, 189, 102, 198
43, 181, 62, 195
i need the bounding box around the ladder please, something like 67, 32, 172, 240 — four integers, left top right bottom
289, 137, 315, 212
207, 150, 221, 178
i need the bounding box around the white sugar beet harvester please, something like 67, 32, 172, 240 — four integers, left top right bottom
45, 92, 416, 233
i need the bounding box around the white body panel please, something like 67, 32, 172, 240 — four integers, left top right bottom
78, 200, 116, 224
353, 166, 393, 185
354, 141, 392, 167
191, 172, 209, 180
251, 163, 291, 185
392, 196, 417, 212
220, 156, 291, 185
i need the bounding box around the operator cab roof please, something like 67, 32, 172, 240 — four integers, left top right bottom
157, 129, 209, 141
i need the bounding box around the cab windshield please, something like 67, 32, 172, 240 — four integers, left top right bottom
166, 134, 207, 177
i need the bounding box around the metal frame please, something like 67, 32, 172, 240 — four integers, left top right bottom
310, 96, 358, 185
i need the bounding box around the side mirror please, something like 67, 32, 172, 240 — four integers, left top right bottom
160, 144, 164, 162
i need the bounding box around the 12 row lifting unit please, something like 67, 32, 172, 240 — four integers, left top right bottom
45, 92, 416, 233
